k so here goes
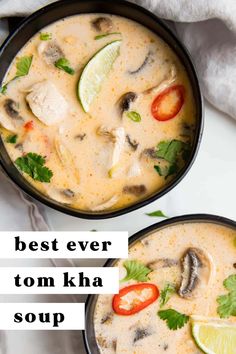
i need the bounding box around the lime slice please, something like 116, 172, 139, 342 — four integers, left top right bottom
78, 40, 121, 112
192, 319, 236, 354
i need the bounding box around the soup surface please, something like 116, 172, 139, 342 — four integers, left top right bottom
94, 222, 236, 353
0, 14, 196, 211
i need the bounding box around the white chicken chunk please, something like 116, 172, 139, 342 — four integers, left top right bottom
26, 81, 68, 126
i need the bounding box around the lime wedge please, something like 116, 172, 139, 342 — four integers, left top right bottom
192, 319, 236, 354
78, 40, 121, 112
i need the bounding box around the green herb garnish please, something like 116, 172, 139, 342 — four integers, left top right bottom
6, 134, 18, 144
158, 309, 189, 330
55, 58, 75, 75
15, 153, 53, 183
95, 32, 121, 40
217, 274, 236, 318
15, 56, 33, 77
156, 139, 190, 163
146, 210, 167, 218
159, 283, 176, 308
126, 111, 141, 122
154, 163, 178, 179
40, 32, 52, 41
121, 260, 152, 283
0, 56, 33, 94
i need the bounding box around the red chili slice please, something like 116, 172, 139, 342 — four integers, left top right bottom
112, 283, 159, 316
151, 84, 185, 121
24, 120, 34, 131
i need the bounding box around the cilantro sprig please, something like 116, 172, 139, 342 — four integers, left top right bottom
0, 56, 33, 94
15, 153, 53, 183
159, 283, 176, 308
158, 309, 189, 330
217, 274, 236, 318
154, 139, 190, 178
6, 134, 18, 144
121, 260, 152, 283
146, 210, 167, 218
55, 58, 75, 75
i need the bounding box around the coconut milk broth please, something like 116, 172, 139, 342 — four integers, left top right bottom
0, 14, 196, 211
94, 222, 236, 353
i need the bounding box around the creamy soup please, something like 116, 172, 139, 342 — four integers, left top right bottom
0, 14, 196, 211
94, 222, 236, 353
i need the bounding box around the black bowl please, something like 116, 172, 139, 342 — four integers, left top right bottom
0, 0, 203, 219
83, 213, 236, 353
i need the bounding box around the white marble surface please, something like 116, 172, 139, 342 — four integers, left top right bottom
1, 99, 236, 353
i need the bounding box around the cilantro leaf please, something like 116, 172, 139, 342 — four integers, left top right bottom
15, 56, 33, 77
158, 309, 189, 330
156, 140, 189, 164
146, 210, 167, 218
154, 163, 178, 179
40, 32, 52, 41
126, 111, 141, 122
1, 56, 33, 94
15, 153, 53, 183
95, 32, 121, 40
0, 84, 7, 94
121, 260, 152, 283
6, 134, 18, 144
159, 283, 176, 308
55, 58, 75, 75
217, 274, 236, 318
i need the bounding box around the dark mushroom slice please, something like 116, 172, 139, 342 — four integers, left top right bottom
61, 189, 75, 198
39, 40, 64, 65
128, 51, 153, 75
126, 134, 139, 151
178, 247, 214, 299
141, 148, 159, 160
100, 312, 113, 325
92, 17, 113, 32
147, 258, 179, 270
75, 133, 86, 141
118, 92, 137, 115
4, 99, 23, 121
133, 328, 152, 344
123, 184, 147, 197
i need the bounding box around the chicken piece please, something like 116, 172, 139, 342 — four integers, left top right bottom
108, 127, 125, 178
127, 160, 141, 177
26, 81, 68, 126
143, 64, 177, 95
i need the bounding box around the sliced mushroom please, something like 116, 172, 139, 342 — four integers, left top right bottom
128, 51, 153, 75
178, 247, 215, 299
126, 134, 139, 151
0, 112, 17, 132
90, 195, 119, 211
143, 64, 177, 95
26, 81, 68, 126
4, 99, 23, 121
141, 147, 158, 160
147, 258, 179, 270
123, 184, 147, 196
133, 328, 152, 344
118, 92, 137, 114
92, 17, 113, 32
38, 40, 64, 65
47, 188, 77, 205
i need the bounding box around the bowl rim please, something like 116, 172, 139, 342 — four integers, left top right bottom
83, 213, 236, 353
0, 0, 204, 219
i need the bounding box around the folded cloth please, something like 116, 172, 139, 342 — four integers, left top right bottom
131, 0, 236, 119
